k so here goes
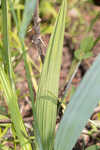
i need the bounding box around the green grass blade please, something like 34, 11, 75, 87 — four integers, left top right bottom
1, 3, 28, 147
8, 1, 43, 148
1, 0, 15, 90
19, 0, 37, 39
85, 145, 100, 150
0, 66, 32, 150
87, 12, 100, 32
54, 54, 100, 150
8, 0, 36, 39
1, 0, 9, 71
35, 0, 67, 150
8, 0, 19, 31
21, 41, 43, 150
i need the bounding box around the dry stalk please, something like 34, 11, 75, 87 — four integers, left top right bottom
32, 0, 45, 63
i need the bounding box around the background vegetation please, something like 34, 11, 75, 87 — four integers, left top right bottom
0, 0, 100, 150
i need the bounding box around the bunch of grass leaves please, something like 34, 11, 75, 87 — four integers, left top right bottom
1, 0, 100, 150
0, 0, 37, 149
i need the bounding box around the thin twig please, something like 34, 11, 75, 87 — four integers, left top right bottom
57, 61, 81, 115
62, 61, 81, 101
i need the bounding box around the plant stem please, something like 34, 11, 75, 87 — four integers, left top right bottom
33, 0, 45, 63
62, 60, 81, 101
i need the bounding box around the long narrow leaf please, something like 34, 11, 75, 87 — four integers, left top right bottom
1, 0, 15, 91
8, 0, 19, 31
8, 1, 43, 149
0, 66, 32, 150
19, 0, 37, 39
1, 2, 32, 149
1, 2, 31, 149
55, 54, 100, 150
1, 0, 9, 69
35, 0, 67, 150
